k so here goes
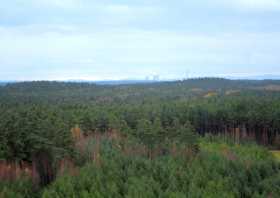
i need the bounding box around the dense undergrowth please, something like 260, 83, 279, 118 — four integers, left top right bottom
1, 136, 280, 198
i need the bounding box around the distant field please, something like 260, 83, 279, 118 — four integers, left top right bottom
251, 85, 280, 91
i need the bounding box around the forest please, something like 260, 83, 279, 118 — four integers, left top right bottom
1, 78, 280, 197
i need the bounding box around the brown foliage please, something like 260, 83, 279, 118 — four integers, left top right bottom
57, 158, 78, 177
0, 160, 35, 182
222, 148, 238, 162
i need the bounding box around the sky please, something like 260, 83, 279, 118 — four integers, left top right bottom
0, 0, 280, 81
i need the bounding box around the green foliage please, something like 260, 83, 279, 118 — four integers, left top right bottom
41, 138, 280, 198
136, 119, 155, 148
0, 106, 73, 162
0, 178, 36, 198
1, 79, 280, 197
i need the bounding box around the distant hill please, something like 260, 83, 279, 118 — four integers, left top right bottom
1, 78, 280, 106
94, 80, 160, 85
69, 76, 280, 84
66, 79, 160, 85
227, 74, 280, 80
0, 81, 9, 86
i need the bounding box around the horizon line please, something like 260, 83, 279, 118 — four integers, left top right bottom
1, 75, 280, 83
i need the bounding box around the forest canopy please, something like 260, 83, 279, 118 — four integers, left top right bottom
1, 78, 280, 197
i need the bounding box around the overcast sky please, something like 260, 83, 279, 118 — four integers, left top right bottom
0, 0, 280, 80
